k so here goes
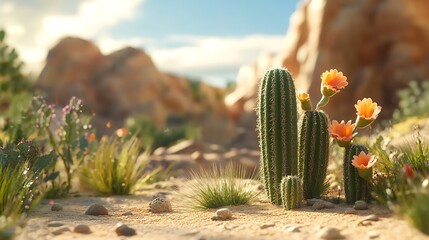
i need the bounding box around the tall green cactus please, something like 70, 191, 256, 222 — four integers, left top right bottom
298, 110, 330, 199
281, 175, 303, 210
343, 144, 371, 204
258, 68, 298, 205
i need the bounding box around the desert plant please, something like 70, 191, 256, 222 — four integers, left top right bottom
343, 144, 371, 204
184, 162, 259, 209
298, 110, 330, 199
392, 80, 429, 123
257, 68, 298, 205
80, 136, 156, 195
280, 175, 303, 210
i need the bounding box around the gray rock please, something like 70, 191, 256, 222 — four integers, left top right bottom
216, 208, 232, 219
84, 203, 108, 216
114, 223, 136, 236
307, 198, 322, 206
47, 221, 65, 227
368, 230, 380, 239
363, 214, 379, 222
312, 201, 326, 210
149, 197, 172, 213
121, 211, 133, 216
317, 227, 342, 239
322, 201, 335, 209
52, 226, 70, 235
74, 224, 91, 234
285, 225, 300, 232
354, 200, 368, 210
51, 203, 63, 211
344, 208, 357, 214
260, 223, 275, 229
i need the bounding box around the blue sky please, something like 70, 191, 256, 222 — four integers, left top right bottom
0, 0, 299, 87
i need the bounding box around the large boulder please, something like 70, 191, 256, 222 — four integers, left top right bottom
227, 0, 429, 123
38, 38, 236, 145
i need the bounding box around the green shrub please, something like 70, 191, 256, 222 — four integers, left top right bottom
80, 136, 157, 195
392, 80, 429, 123
183, 162, 259, 209
126, 116, 200, 151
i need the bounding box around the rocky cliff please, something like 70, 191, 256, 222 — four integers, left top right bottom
227, 0, 429, 122
37, 37, 236, 145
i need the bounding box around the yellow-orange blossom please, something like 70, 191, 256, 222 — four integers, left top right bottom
329, 120, 356, 141
355, 98, 382, 120
352, 151, 377, 169
321, 69, 348, 96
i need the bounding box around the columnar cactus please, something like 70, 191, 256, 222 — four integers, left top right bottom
280, 175, 303, 210
343, 144, 371, 204
258, 68, 298, 205
298, 110, 330, 199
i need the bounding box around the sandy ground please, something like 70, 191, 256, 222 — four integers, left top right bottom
19, 180, 429, 240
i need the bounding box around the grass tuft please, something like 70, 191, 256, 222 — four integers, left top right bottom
80, 136, 158, 195
183, 162, 259, 209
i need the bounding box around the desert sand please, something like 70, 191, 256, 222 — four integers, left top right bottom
19, 180, 429, 240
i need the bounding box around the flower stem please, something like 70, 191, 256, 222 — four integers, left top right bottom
315, 95, 330, 110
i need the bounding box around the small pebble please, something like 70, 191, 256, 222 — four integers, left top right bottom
74, 224, 91, 234
51, 203, 63, 211
52, 226, 70, 236
149, 197, 172, 213
354, 200, 368, 210
260, 223, 275, 229
317, 227, 342, 239
47, 221, 65, 227
322, 201, 335, 209
368, 230, 380, 239
216, 208, 232, 219
114, 223, 136, 236
363, 214, 379, 222
285, 225, 300, 232
122, 211, 133, 216
85, 203, 108, 216
307, 198, 322, 206
344, 208, 357, 214
312, 201, 326, 210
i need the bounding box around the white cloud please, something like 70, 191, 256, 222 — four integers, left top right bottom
150, 34, 284, 75
0, 0, 145, 74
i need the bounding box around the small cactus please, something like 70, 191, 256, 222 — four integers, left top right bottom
298, 110, 330, 199
280, 175, 303, 210
257, 68, 298, 205
343, 144, 371, 204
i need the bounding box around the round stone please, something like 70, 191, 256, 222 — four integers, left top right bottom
84, 203, 108, 216
74, 224, 91, 234
149, 197, 172, 213
51, 203, 63, 211
114, 223, 136, 236
344, 208, 357, 214
354, 200, 368, 210
317, 227, 342, 239
312, 201, 326, 210
215, 208, 232, 219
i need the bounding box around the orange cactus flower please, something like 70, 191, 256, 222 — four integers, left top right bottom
352, 151, 377, 180
329, 120, 357, 147
115, 128, 128, 138
298, 93, 312, 111
352, 151, 377, 170
403, 164, 414, 179
321, 69, 348, 97
88, 133, 96, 143
355, 98, 382, 128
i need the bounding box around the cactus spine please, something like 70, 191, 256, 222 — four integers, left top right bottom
298, 110, 330, 199
258, 68, 298, 205
281, 175, 303, 210
343, 144, 371, 204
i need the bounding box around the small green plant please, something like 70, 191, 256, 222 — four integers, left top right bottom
280, 175, 303, 210
392, 80, 429, 123
184, 162, 259, 209
257, 68, 298, 205
80, 136, 157, 195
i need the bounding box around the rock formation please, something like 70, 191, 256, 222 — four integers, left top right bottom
227, 0, 429, 122
38, 37, 235, 145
